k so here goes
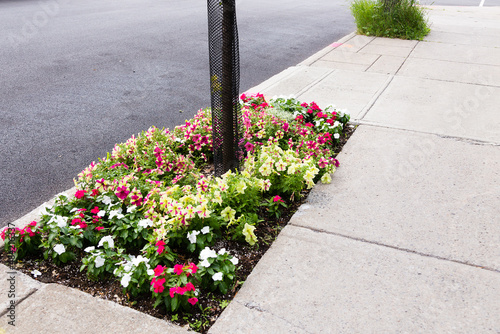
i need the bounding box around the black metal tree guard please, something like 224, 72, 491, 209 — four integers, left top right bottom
207, 0, 241, 176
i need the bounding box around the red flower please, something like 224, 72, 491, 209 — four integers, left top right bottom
156, 240, 166, 254
91, 206, 100, 214
173, 264, 184, 276
75, 190, 86, 199
29, 221, 37, 227
188, 297, 198, 306
91, 189, 99, 197
79, 222, 88, 229
153, 265, 165, 277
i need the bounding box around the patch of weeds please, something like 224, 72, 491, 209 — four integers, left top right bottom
351, 0, 430, 40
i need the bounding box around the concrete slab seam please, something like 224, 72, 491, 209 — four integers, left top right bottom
354, 121, 500, 146
295, 68, 336, 97
0, 287, 39, 318
290, 223, 500, 274
361, 54, 382, 72
235, 300, 314, 334
393, 39, 420, 75
356, 75, 395, 121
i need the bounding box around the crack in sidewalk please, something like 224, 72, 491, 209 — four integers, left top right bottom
0, 287, 39, 318
237, 300, 313, 334
291, 223, 500, 274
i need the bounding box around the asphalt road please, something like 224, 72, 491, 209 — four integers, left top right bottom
0, 0, 356, 227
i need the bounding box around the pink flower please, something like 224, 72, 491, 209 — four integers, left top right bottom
75, 190, 86, 199
169, 286, 176, 298
154, 265, 165, 277
185, 282, 195, 292
156, 240, 166, 254
91, 206, 100, 214
188, 263, 198, 275
95, 226, 104, 231
173, 264, 184, 276
273, 196, 284, 203
91, 189, 99, 197
79, 222, 88, 229
244, 142, 254, 152
25, 227, 35, 237
71, 218, 82, 226
188, 297, 198, 306
115, 186, 130, 200
29, 221, 37, 227
152, 277, 166, 293
282, 122, 289, 132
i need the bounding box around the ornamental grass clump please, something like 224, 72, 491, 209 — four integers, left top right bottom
1, 93, 349, 314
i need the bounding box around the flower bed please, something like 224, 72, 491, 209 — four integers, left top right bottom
1, 94, 350, 330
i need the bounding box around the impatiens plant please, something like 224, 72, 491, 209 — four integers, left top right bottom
1, 93, 350, 318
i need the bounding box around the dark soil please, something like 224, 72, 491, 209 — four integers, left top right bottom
0, 124, 356, 333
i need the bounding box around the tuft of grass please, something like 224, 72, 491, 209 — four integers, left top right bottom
350, 0, 430, 40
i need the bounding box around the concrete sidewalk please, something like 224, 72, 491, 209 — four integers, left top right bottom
2, 5, 500, 334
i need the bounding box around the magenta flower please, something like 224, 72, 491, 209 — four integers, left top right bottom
91, 206, 100, 214
188, 297, 198, 306
173, 264, 184, 276
75, 190, 86, 199
185, 282, 195, 292
156, 240, 166, 254
244, 142, 254, 152
154, 265, 165, 277
152, 277, 165, 293
273, 196, 284, 203
115, 186, 130, 200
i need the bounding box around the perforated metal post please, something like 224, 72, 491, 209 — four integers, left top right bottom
207, 0, 241, 176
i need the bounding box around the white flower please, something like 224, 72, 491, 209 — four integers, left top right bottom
138, 219, 153, 228
31, 270, 42, 278
95, 256, 105, 268
201, 226, 210, 234
121, 273, 132, 288
131, 255, 148, 267
147, 269, 154, 276
53, 244, 65, 255
84, 246, 95, 253
200, 259, 211, 268
98, 235, 115, 249
334, 133, 340, 139
70, 207, 78, 213
109, 209, 124, 220
123, 264, 132, 272
127, 205, 137, 213
199, 247, 217, 261
212, 272, 223, 281
187, 230, 200, 244
54, 215, 67, 228
102, 195, 112, 205
218, 248, 227, 255
230, 257, 239, 265
97, 210, 106, 217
